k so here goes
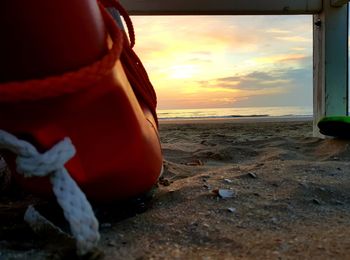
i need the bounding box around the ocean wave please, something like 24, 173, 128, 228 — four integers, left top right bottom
159, 114, 269, 120
157, 106, 312, 120
158, 114, 312, 120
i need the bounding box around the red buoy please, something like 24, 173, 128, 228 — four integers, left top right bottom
0, 0, 163, 201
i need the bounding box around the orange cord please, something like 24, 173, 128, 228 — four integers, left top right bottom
100, 0, 136, 47
101, 0, 158, 124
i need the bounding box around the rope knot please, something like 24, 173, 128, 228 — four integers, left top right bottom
0, 130, 100, 254
16, 138, 76, 178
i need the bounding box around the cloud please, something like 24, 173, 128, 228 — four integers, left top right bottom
131, 15, 313, 109
191, 51, 212, 56
156, 66, 312, 109
252, 54, 308, 64
291, 47, 306, 51
133, 16, 263, 61
184, 51, 213, 64
197, 70, 292, 91
197, 60, 312, 89
275, 36, 311, 42
266, 28, 291, 34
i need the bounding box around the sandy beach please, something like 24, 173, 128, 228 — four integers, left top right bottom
1, 118, 350, 259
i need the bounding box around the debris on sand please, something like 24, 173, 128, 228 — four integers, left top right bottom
203, 184, 211, 190
248, 172, 257, 179
212, 189, 236, 199
312, 198, 321, 205
185, 159, 204, 166
159, 177, 172, 186
224, 178, 233, 183
227, 207, 236, 213
24, 206, 74, 246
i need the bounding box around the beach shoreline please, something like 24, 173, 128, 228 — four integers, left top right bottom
1, 119, 350, 259
159, 115, 312, 125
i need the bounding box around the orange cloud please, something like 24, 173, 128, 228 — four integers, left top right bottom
266, 28, 291, 34
252, 54, 307, 64
275, 36, 311, 42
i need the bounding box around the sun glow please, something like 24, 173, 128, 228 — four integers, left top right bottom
168, 64, 199, 79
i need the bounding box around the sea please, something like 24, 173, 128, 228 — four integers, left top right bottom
157, 106, 313, 120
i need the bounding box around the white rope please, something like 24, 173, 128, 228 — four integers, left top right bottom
0, 130, 100, 255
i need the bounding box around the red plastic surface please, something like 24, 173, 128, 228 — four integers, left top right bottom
0, 0, 163, 201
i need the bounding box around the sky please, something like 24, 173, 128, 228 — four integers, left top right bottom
132, 15, 313, 110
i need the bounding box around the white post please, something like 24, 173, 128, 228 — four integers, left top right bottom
313, 0, 349, 137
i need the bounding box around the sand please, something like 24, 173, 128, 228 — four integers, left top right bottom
1, 118, 350, 259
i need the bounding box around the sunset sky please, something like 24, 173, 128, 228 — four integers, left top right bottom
132, 15, 313, 110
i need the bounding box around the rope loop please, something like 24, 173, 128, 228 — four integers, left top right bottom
100, 0, 136, 47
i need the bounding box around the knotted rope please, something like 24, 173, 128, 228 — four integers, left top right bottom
0, 130, 99, 255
